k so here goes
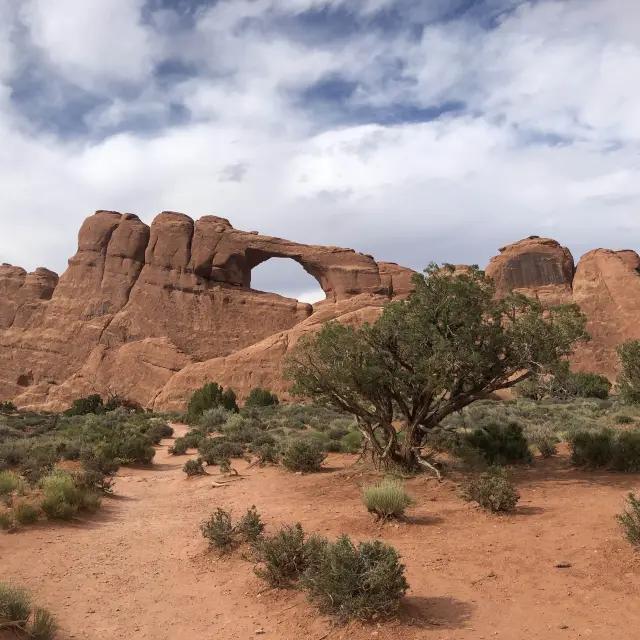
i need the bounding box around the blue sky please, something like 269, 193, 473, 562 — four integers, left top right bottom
0, 0, 639, 302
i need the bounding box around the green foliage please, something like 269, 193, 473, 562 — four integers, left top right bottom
200, 508, 236, 553
220, 415, 261, 444
0, 470, 18, 496
516, 363, 611, 401
616, 340, 640, 404
168, 438, 189, 456
460, 466, 520, 512
301, 536, 409, 622
362, 478, 412, 521
40, 470, 100, 521
615, 414, 634, 425
0, 513, 12, 530
462, 422, 533, 465
64, 394, 104, 416
285, 264, 588, 469
530, 429, 559, 458
198, 407, 232, 432
236, 505, 265, 545
245, 388, 279, 408
0, 582, 31, 625
113, 435, 155, 465
616, 492, 640, 547
188, 382, 238, 419
340, 430, 364, 453
568, 429, 616, 468
14, 503, 39, 525
280, 438, 327, 472
611, 431, 640, 472
183, 459, 205, 476
30, 606, 58, 640
198, 438, 245, 465
0, 401, 16, 413
254, 523, 325, 587
0, 583, 57, 640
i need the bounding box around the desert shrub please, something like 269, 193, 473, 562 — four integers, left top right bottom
40, 471, 100, 521
237, 505, 265, 545
30, 606, 58, 640
611, 431, 640, 472
59, 441, 82, 461
529, 429, 559, 458
245, 387, 279, 408
144, 420, 174, 444
0, 582, 31, 626
168, 437, 189, 456
0, 401, 17, 413
183, 459, 205, 477
0, 513, 12, 530
80, 450, 120, 477
74, 470, 114, 495
516, 367, 611, 401
251, 442, 279, 466
616, 492, 640, 547
115, 435, 155, 465
341, 430, 364, 453
14, 503, 39, 525
198, 438, 245, 465
615, 414, 635, 425
568, 428, 615, 468
568, 371, 612, 400
362, 478, 412, 521
462, 421, 532, 465
254, 523, 326, 587
182, 430, 206, 449
301, 536, 409, 622
188, 382, 238, 418
280, 438, 327, 473
220, 415, 261, 444
64, 394, 104, 416
0, 583, 57, 640
198, 407, 232, 432
616, 340, 640, 404
460, 466, 520, 512
0, 470, 19, 496
201, 508, 236, 553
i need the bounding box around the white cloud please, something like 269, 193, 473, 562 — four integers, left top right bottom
0, 0, 640, 296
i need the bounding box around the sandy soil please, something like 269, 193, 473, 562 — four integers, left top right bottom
2, 426, 640, 640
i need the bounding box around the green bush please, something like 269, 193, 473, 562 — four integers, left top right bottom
462, 421, 532, 465
198, 438, 245, 465
40, 471, 100, 521
245, 388, 279, 408
198, 407, 232, 431
616, 340, 640, 404
0, 582, 31, 626
182, 430, 206, 448
201, 508, 236, 553
0, 470, 19, 496
168, 438, 189, 456
362, 478, 412, 521
615, 414, 635, 425
254, 523, 326, 587
236, 505, 265, 545
115, 435, 155, 465
616, 492, 640, 547
340, 430, 364, 453
611, 431, 640, 472
0, 513, 12, 530
530, 430, 559, 458
183, 459, 205, 477
188, 382, 238, 418
280, 438, 327, 473
80, 450, 120, 477
301, 536, 409, 622
14, 503, 39, 525
30, 606, 58, 640
0, 401, 17, 413
220, 415, 261, 444
460, 466, 520, 512
568, 429, 615, 468
0, 582, 57, 640
64, 394, 104, 416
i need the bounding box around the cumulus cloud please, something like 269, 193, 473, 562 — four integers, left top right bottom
0, 0, 639, 301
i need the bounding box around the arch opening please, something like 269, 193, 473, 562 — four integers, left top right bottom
248, 257, 326, 303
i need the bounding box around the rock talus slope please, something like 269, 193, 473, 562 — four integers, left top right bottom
0, 211, 414, 410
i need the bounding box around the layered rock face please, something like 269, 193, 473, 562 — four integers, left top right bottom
1, 211, 414, 410
3, 218, 639, 411
486, 237, 640, 379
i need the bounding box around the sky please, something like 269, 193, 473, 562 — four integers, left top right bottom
0, 0, 639, 303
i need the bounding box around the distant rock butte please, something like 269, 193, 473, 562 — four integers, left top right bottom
1, 218, 638, 411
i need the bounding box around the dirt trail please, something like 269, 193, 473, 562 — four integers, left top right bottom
2, 429, 640, 639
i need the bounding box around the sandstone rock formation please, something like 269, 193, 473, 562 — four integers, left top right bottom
1, 211, 414, 411
2, 215, 640, 411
